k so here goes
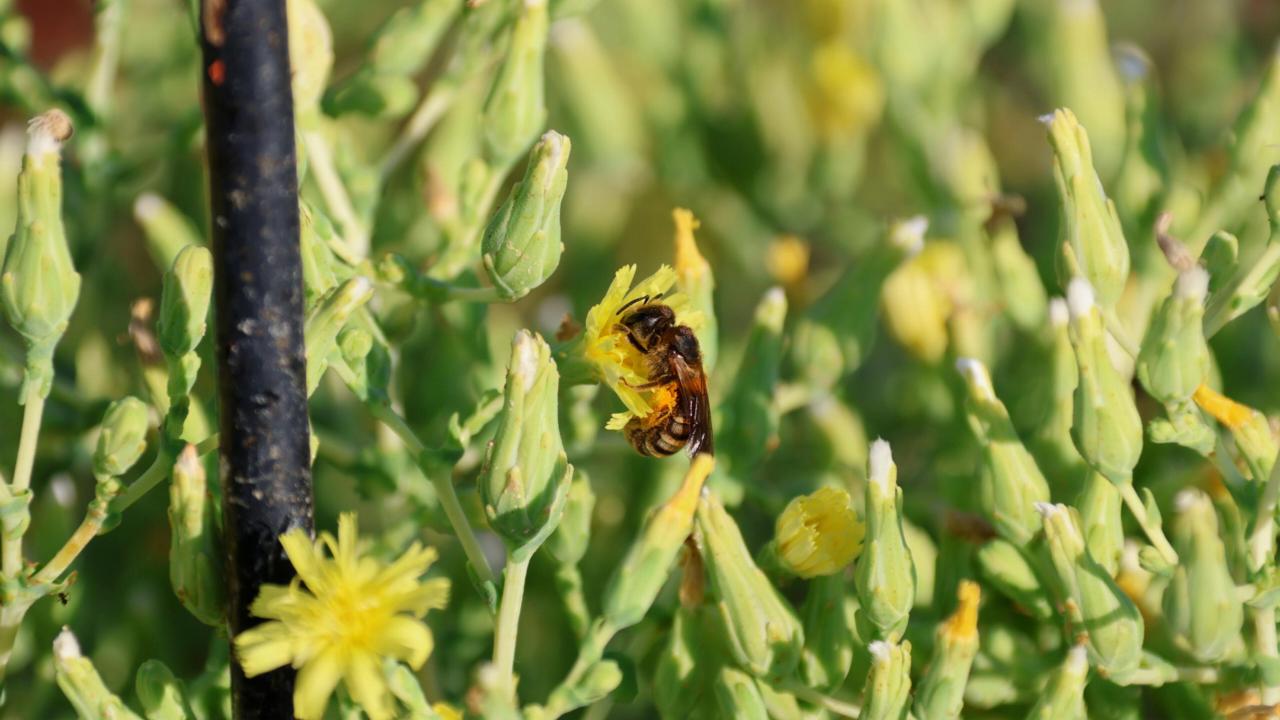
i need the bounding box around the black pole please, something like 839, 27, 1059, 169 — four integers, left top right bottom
198, 1, 314, 717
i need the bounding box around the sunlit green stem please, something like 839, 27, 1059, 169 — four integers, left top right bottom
367, 403, 497, 587
301, 129, 369, 258
112, 433, 220, 514
33, 478, 116, 584
3, 390, 44, 577
0, 601, 33, 683
493, 554, 531, 701
780, 681, 861, 718
1250, 447, 1280, 703
378, 79, 460, 180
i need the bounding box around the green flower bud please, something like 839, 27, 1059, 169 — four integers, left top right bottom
990, 217, 1049, 333
1025, 645, 1088, 720
601, 457, 712, 630
168, 445, 225, 628
545, 469, 595, 567
1045, 110, 1129, 307
480, 330, 573, 557
1200, 230, 1237, 293
481, 0, 549, 165
323, 72, 419, 119
695, 490, 804, 678
976, 538, 1053, 620
0, 482, 32, 550
1163, 490, 1244, 662
286, 0, 333, 120
1137, 268, 1211, 404
1147, 402, 1216, 456
861, 640, 912, 720
914, 581, 981, 720
674, 208, 718, 372
799, 574, 857, 692
880, 245, 951, 364
53, 628, 143, 720
719, 288, 787, 471
304, 276, 374, 396
957, 358, 1051, 547
135, 659, 191, 720
1037, 503, 1144, 679
481, 130, 570, 300
157, 245, 213, 361
93, 396, 149, 478
714, 666, 769, 720
1075, 471, 1124, 575
133, 193, 202, 272
1, 110, 80, 400
856, 440, 917, 641
790, 217, 924, 387
1066, 279, 1143, 484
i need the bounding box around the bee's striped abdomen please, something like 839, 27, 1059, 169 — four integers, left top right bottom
625, 408, 694, 457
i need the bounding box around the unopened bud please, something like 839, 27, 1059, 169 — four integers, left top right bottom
93, 396, 149, 478
861, 640, 912, 720
719, 288, 786, 470
602, 454, 714, 629
54, 627, 143, 720
1193, 385, 1277, 483
1163, 490, 1244, 662
956, 358, 1051, 546
1046, 109, 1130, 307
1137, 267, 1211, 404
286, 0, 333, 118
481, 131, 570, 300
136, 659, 190, 720
1, 109, 80, 400
1066, 278, 1143, 484
157, 245, 213, 360
1024, 645, 1089, 720
696, 490, 804, 678
914, 582, 981, 720
1074, 471, 1124, 575
976, 538, 1053, 620
1037, 503, 1144, 679
714, 666, 770, 718
856, 440, 917, 641
480, 330, 573, 556
546, 470, 595, 567
674, 208, 718, 371
169, 445, 225, 627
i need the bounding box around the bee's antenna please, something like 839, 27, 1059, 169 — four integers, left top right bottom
617, 295, 650, 315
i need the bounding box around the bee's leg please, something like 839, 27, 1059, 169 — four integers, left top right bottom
613, 323, 648, 353
619, 377, 667, 390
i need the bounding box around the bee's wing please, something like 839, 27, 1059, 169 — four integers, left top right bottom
672, 354, 713, 456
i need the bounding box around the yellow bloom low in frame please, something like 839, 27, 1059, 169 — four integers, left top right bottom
233, 513, 450, 720
775, 486, 865, 578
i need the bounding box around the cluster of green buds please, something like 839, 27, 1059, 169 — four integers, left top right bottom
156, 245, 213, 441
0, 109, 79, 401
167, 445, 225, 627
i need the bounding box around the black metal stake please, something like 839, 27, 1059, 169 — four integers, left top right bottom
198, 0, 314, 717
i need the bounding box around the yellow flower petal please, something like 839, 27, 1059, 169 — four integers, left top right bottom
293, 647, 344, 720
234, 620, 296, 677
345, 651, 392, 720
374, 616, 435, 669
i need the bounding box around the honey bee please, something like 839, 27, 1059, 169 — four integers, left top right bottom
615, 297, 713, 457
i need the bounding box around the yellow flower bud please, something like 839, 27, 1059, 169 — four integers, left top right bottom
775, 486, 864, 578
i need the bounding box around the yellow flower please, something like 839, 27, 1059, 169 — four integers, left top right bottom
233, 513, 450, 720
584, 264, 702, 427
775, 486, 865, 578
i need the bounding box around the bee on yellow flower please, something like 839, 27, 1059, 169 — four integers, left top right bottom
774, 486, 865, 578
233, 513, 450, 720
583, 264, 703, 429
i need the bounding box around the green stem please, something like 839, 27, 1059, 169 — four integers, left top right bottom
3, 391, 45, 577
493, 554, 531, 701
1101, 307, 1139, 358
1255, 607, 1280, 704
0, 601, 33, 684
378, 79, 461, 180
112, 433, 219, 514
301, 129, 370, 258
367, 403, 497, 587
1117, 481, 1179, 566
780, 681, 861, 718
1248, 446, 1280, 574
32, 485, 116, 584
538, 619, 618, 719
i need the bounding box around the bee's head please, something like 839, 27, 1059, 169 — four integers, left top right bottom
617, 303, 676, 350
